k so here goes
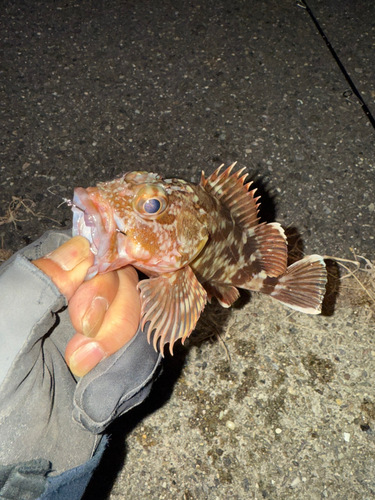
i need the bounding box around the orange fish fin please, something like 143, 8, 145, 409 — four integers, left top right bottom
204, 282, 240, 308
270, 255, 327, 314
200, 163, 260, 231
253, 222, 288, 277
138, 266, 207, 355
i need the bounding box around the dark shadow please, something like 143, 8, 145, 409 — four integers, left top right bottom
284, 226, 305, 265
188, 290, 250, 351
321, 258, 340, 316
232, 288, 252, 309
82, 346, 188, 500
246, 171, 278, 224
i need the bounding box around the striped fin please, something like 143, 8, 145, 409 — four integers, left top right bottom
138, 266, 207, 355
254, 222, 288, 277
200, 163, 260, 231
204, 282, 240, 307
270, 255, 327, 314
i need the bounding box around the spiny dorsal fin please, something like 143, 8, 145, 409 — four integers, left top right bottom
200, 163, 260, 232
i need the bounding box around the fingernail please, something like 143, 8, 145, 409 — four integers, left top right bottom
69, 342, 105, 377
45, 237, 89, 271
82, 296, 108, 338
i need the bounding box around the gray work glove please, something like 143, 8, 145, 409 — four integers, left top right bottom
0, 230, 162, 498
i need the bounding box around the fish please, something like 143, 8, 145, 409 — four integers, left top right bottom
72, 163, 327, 354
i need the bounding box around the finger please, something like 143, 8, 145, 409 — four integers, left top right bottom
66, 266, 141, 376
97, 266, 141, 352
33, 236, 94, 300
68, 271, 119, 338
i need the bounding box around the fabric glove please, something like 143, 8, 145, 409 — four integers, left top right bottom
0, 230, 162, 500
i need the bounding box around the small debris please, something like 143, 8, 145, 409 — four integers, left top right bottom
0, 196, 60, 228
343, 433, 350, 442
360, 424, 371, 432
0, 249, 13, 262
226, 420, 236, 430
291, 477, 301, 488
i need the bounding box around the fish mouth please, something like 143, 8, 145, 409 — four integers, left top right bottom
72, 187, 115, 278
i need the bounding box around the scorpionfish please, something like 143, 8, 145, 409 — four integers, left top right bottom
72, 164, 327, 354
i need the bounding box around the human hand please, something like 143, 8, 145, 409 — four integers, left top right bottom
33, 236, 141, 377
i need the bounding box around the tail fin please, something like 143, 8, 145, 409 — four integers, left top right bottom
270, 255, 327, 314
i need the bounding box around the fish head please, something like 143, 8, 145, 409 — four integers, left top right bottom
72, 171, 209, 278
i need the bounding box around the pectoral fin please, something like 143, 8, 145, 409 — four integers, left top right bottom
138, 266, 207, 355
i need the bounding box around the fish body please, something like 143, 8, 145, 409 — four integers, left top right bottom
72, 164, 327, 353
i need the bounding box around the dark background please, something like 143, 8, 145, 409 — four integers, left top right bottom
1, 0, 374, 260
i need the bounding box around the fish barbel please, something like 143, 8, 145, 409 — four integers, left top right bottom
72, 164, 327, 354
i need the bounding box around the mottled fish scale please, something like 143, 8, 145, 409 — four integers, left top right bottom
72, 163, 327, 354
191, 165, 287, 292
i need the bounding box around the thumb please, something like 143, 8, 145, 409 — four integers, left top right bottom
33, 236, 94, 300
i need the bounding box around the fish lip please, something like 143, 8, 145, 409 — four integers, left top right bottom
72, 187, 136, 278
72, 187, 111, 263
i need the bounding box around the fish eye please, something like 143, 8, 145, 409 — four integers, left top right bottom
133, 184, 168, 218
143, 198, 162, 214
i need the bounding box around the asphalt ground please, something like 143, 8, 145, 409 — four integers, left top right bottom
1, 1, 375, 499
